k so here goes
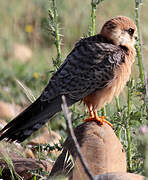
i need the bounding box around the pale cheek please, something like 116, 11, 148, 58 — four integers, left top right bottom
112, 29, 121, 39
133, 38, 136, 45
119, 33, 131, 46
110, 30, 122, 45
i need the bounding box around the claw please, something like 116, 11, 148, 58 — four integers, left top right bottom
84, 109, 113, 128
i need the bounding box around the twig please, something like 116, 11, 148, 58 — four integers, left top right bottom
61, 96, 95, 180
15, 78, 36, 103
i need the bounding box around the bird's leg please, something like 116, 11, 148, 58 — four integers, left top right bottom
88, 106, 93, 118
84, 106, 94, 121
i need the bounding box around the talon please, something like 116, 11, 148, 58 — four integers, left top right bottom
99, 116, 113, 127
97, 116, 106, 125
84, 117, 96, 122
84, 109, 113, 128
94, 110, 113, 127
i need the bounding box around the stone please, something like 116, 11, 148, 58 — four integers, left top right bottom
28, 127, 61, 145
0, 101, 22, 120
50, 121, 126, 179
0, 158, 52, 180
95, 172, 146, 180
13, 43, 32, 63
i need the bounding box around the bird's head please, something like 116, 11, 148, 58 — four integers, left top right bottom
100, 16, 137, 50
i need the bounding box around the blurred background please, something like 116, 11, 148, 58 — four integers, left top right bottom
0, 0, 148, 129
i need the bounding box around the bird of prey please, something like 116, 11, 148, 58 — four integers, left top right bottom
0, 16, 137, 142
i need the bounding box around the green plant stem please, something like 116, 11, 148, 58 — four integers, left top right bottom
101, 106, 106, 116
90, 1, 96, 36
135, 0, 145, 85
115, 97, 121, 138
126, 83, 132, 171
49, 0, 62, 67
144, 141, 148, 177
127, 86, 132, 114
115, 97, 120, 111
52, 0, 62, 66
90, 0, 105, 36
126, 123, 132, 171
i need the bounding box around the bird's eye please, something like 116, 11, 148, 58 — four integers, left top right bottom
128, 28, 134, 36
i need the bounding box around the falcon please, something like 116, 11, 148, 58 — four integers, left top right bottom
0, 16, 137, 142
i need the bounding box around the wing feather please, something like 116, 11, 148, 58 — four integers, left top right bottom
41, 35, 125, 102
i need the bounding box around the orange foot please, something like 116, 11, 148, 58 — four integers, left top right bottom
84, 110, 113, 128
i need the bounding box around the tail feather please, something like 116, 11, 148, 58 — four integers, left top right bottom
0, 95, 76, 142
0, 98, 42, 133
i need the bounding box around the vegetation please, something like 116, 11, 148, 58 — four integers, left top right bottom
0, 0, 148, 179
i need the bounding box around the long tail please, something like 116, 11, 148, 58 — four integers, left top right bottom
0, 95, 75, 142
